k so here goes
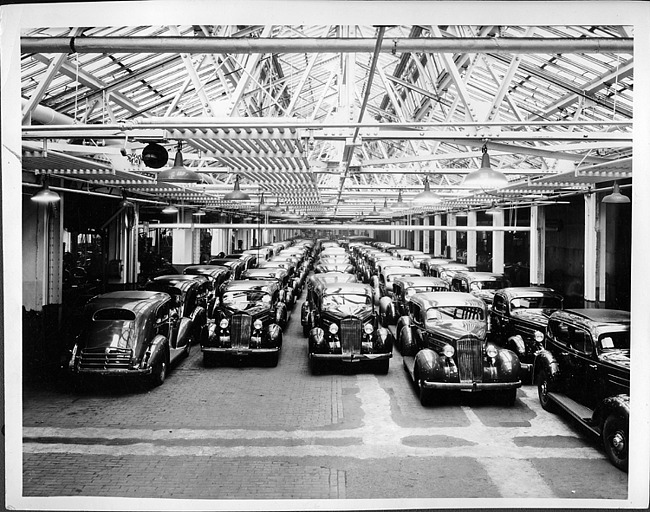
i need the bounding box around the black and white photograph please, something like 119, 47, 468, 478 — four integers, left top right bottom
3, 0, 650, 510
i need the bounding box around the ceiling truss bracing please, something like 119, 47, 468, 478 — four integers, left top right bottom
20, 24, 633, 221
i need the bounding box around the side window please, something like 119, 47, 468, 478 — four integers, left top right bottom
569, 327, 593, 355
155, 302, 171, 336
492, 295, 506, 314
549, 319, 570, 347
394, 283, 402, 298
409, 302, 422, 324
460, 280, 469, 293
451, 278, 460, 291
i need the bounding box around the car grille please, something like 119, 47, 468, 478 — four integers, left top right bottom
341, 318, 362, 355
78, 347, 132, 370
231, 313, 252, 348
456, 336, 483, 383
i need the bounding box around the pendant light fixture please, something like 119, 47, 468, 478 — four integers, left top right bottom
157, 142, 202, 184
379, 197, 393, 215
162, 202, 179, 214
31, 176, 61, 203
462, 144, 509, 190
394, 189, 407, 209
602, 181, 630, 204
486, 202, 502, 215
223, 175, 250, 201
412, 177, 442, 205
259, 192, 271, 212
192, 208, 206, 216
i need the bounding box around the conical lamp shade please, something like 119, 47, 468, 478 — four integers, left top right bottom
412, 178, 442, 205
394, 190, 407, 209
462, 149, 509, 189
379, 197, 393, 215
31, 184, 60, 203
157, 149, 202, 183
259, 192, 271, 211
602, 182, 630, 204
223, 176, 251, 201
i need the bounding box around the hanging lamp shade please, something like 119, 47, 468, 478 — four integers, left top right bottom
412, 177, 442, 205
142, 143, 169, 169
223, 175, 250, 201
162, 203, 179, 214
486, 202, 502, 215
394, 189, 407, 209
462, 145, 509, 189
31, 181, 60, 203
157, 145, 202, 183
602, 182, 630, 204
193, 208, 206, 216
379, 197, 393, 215
371, 202, 379, 215
259, 192, 271, 211
455, 209, 468, 217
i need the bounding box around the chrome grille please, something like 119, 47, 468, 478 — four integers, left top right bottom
341, 318, 362, 355
231, 314, 252, 348
456, 336, 483, 383
78, 347, 132, 370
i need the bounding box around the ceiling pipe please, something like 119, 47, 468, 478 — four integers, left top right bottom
22, 37, 632, 55
142, 222, 531, 232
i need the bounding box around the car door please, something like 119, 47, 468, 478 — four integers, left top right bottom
547, 318, 579, 398
566, 323, 599, 407
408, 302, 428, 349
490, 293, 508, 341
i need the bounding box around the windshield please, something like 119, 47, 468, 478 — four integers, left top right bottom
426, 305, 485, 323
510, 296, 562, 311
322, 293, 371, 308
407, 286, 447, 296
599, 330, 630, 351
222, 290, 271, 307
470, 279, 506, 291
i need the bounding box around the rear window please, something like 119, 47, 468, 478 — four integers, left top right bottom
93, 308, 136, 321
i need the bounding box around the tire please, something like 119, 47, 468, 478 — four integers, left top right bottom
501, 388, 518, 406
419, 385, 435, 406
151, 356, 167, 387
536, 369, 555, 412
602, 415, 628, 471
203, 352, 217, 367
375, 359, 389, 375
184, 336, 194, 358
303, 325, 310, 337
266, 352, 279, 368
310, 358, 322, 375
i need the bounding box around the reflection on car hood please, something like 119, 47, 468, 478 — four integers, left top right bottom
599, 350, 630, 370
510, 309, 551, 327
224, 304, 270, 317
471, 290, 496, 303
431, 320, 487, 341
323, 305, 372, 320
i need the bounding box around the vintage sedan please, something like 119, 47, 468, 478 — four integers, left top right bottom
450, 271, 509, 307
67, 290, 191, 387
396, 292, 521, 406
201, 280, 285, 367
419, 257, 452, 276
183, 264, 232, 317
378, 276, 449, 327
241, 267, 295, 308
144, 275, 209, 342
372, 265, 424, 303
490, 287, 563, 380
534, 309, 630, 471
208, 257, 246, 279
307, 282, 393, 374
302, 272, 358, 335
429, 262, 475, 283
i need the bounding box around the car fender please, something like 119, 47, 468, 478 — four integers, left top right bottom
533, 348, 560, 383
395, 315, 411, 344
267, 323, 283, 345
374, 326, 393, 352
300, 302, 309, 325
593, 394, 630, 430
145, 335, 169, 368
400, 323, 417, 356
491, 348, 521, 381
506, 334, 526, 358
378, 296, 393, 322
177, 317, 194, 346
308, 327, 327, 352
190, 305, 207, 328
275, 302, 288, 327
414, 348, 444, 382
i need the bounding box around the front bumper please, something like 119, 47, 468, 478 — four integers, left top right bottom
310, 352, 391, 363
421, 379, 521, 391
202, 346, 280, 356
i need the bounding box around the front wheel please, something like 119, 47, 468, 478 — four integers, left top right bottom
375, 359, 389, 375
536, 369, 555, 412
602, 415, 628, 471
501, 388, 518, 406
151, 356, 167, 387
419, 385, 436, 406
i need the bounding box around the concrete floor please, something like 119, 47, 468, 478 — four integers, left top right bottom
18, 291, 629, 509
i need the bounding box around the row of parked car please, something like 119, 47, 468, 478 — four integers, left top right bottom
298, 238, 630, 471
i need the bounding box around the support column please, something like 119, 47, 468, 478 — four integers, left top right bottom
434, 215, 442, 255
106, 200, 138, 289
584, 194, 600, 303
422, 217, 430, 253
414, 218, 421, 251
172, 210, 194, 266
467, 211, 477, 267
529, 205, 546, 285
447, 214, 457, 260
492, 211, 505, 274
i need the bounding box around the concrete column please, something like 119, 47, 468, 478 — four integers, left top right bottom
584, 194, 600, 302
529, 205, 546, 285
172, 210, 194, 265
434, 215, 442, 255
414, 218, 421, 251
467, 211, 477, 267
422, 217, 430, 253
447, 214, 457, 260
492, 211, 505, 273
106, 200, 138, 288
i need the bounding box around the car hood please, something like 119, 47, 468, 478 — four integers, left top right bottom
471, 290, 496, 303
509, 309, 551, 327
431, 320, 487, 341
322, 306, 373, 321
599, 350, 630, 370
223, 304, 270, 317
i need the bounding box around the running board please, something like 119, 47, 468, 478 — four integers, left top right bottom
547, 392, 600, 436
402, 355, 416, 381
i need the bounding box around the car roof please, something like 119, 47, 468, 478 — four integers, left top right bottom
497, 286, 562, 299
223, 279, 278, 293
409, 291, 487, 309
453, 271, 505, 280
86, 290, 169, 313
184, 265, 230, 275
146, 276, 198, 293
393, 276, 449, 287
383, 267, 423, 276
242, 268, 286, 277
311, 272, 357, 283
317, 282, 372, 295
553, 308, 630, 326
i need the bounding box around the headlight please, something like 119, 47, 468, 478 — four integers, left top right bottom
363, 323, 374, 335
253, 319, 263, 330
486, 344, 498, 358
220, 318, 229, 329
442, 344, 455, 358
329, 323, 339, 334
534, 330, 544, 342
